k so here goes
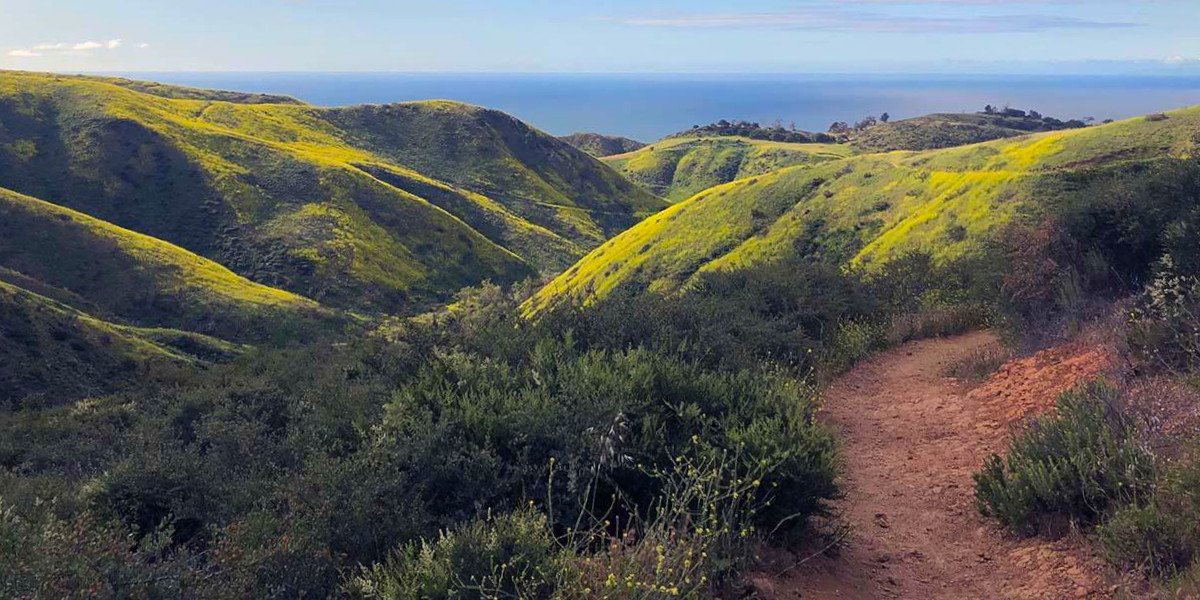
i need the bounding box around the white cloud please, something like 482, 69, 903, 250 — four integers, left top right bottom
622, 9, 1137, 33
6, 38, 139, 59
1163, 56, 1199, 65
138, 42, 150, 49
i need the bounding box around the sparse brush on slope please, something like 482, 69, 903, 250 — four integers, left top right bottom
559, 132, 646, 157
852, 112, 1087, 152
532, 107, 1200, 313
604, 136, 852, 203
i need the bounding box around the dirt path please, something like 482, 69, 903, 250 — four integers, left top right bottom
759, 332, 1113, 600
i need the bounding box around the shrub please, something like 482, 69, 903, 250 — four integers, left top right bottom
820, 319, 885, 379
942, 342, 1013, 382
349, 448, 775, 600
1098, 444, 1200, 578
974, 382, 1156, 535
1130, 259, 1200, 372
347, 509, 567, 600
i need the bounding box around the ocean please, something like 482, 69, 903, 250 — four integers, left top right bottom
107, 72, 1200, 142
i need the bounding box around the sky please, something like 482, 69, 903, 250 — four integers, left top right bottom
1, 0, 1199, 73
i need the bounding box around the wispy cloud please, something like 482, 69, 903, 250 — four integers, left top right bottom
622, 8, 1138, 33
6, 38, 136, 58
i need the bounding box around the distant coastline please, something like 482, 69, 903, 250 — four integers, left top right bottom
98, 72, 1200, 140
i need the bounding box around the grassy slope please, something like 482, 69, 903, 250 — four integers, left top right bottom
852, 113, 1079, 153
604, 136, 853, 203
531, 108, 1200, 311
558, 132, 646, 157
0, 71, 661, 312
0, 186, 339, 342
322, 102, 664, 243
0, 279, 241, 405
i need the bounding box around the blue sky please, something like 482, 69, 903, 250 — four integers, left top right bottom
2, 0, 1198, 73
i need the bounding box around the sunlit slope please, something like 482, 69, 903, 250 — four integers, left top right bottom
604, 136, 853, 202
531, 108, 1200, 311
0, 71, 661, 311
0, 187, 340, 342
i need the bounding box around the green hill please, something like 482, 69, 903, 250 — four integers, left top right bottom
531, 108, 1200, 312
0, 187, 341, 342
0, 71, 663, 314
852, 112, 1085, 153
0, 279, 246, 406
558, 132, 646, 157
604, 136, 853, 203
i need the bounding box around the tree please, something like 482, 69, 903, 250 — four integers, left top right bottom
880, 112, 890, 123
854, 116, 878, 131
984, 105, 996, 115
829, 121, 851, 135
1029, 110, 1042, 120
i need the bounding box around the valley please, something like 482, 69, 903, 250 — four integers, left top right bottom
3, 70, 1200, 600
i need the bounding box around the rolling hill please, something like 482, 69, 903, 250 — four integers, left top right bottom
558, 132, 646, 157
530, 107, 1200, 312
0, 279, 245, 406
0, 186, 340, 342
0, 70, 664, 316
851, 112, 1085, 153
604, 136, 854, 203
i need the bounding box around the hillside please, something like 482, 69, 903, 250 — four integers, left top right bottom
0, 187, 340, 342
0, 71, 663, 315
603, 136, 853, 203
531, 107, 1200, 311
0, 279, 244, 406
852, 112, 1086, 152
558, 132, 646, 157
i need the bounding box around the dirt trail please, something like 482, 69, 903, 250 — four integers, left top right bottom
759, 332, 1114, 600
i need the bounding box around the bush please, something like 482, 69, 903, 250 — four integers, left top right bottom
820, 319, 885, 379
347, 509, 567, 600
350, 448, 775, 600
1130, 259, 1200, 372
942, 342, 1013, 382
1098, 444, 1200, 578
974, 382, 1156, 535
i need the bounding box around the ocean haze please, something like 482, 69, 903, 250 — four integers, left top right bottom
105, 72, 1200, 141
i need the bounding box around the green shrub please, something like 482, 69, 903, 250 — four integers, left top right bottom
820, 319, 885, 379
1098, 445, 1200, 578
347, 509, 567, 600
1130, 259, 1200, 372
974, 382, 1156, 535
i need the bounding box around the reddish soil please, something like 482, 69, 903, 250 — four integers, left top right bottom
755, 331, 1119, 600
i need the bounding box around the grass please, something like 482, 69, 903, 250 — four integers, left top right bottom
0, 279, 238, 405
531, 106, 1200, 312
604, 135, 853, 203
0, 186, 341, 342
0, 70, 664, 317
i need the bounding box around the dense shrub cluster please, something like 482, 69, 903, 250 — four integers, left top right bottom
974, 382, 1156, 534
3, 257, 906, 599
671, 120, 836, 144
